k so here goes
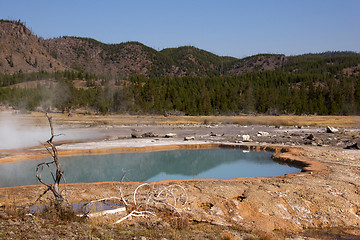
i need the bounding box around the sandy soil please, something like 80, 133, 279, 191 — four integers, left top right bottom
0, 111, 360, 238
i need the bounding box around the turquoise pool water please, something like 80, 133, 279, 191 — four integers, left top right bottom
0, 148, 301, 187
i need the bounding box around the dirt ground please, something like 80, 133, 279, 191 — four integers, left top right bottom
0, 111, 360, 239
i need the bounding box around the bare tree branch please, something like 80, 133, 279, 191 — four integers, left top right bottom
114, 210, 156, 224
33, 113, 66, 206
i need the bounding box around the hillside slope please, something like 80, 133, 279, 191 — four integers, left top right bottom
227, 54, 287, 75
0, 21, 286, 77
0, 20, 66, 74
44, 37, 161, 77
1, 20, 359, 78
161, 46, 237, 76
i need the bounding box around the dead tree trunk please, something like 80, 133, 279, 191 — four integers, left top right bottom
35, 113, 66, 205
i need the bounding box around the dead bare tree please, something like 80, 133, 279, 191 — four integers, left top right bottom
34, 113, 67, 206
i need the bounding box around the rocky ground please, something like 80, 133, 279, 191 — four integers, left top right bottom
0, 113, 360, 239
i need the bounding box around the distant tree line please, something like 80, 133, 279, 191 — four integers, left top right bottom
121, 72, 360, 115
0, 69, 359, 115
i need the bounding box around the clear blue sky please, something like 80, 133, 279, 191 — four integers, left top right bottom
1, 0, 359, 58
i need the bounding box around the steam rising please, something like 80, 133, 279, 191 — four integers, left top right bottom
0, 111, 104, 150
0, 112, 49, 149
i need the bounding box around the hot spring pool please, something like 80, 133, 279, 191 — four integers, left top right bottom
0, 148, 301, 187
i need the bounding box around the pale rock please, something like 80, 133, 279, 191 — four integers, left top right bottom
326, 126, 339, 133
257, 131, 269, 136
242, 134, 251, 142
184, 136, 195, 141
165, 133, 177, 138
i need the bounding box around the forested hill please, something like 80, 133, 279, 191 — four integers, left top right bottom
1, 20, 276, 77
0, 20, 238, 77
1, 20, 359, 78
1, 20, 360, 115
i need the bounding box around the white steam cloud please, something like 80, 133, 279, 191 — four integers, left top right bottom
0, 111, 49, 150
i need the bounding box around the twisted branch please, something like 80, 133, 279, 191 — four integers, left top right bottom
33, 113, 66, 206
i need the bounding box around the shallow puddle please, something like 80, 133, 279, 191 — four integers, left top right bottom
31, 200, 123, 215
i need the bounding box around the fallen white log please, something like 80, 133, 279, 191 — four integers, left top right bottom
77, 206, 126, 218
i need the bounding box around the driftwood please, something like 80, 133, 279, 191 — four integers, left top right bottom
112, 179, 188, 224
33, 113, 67, 206
83, 171, 189, 225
